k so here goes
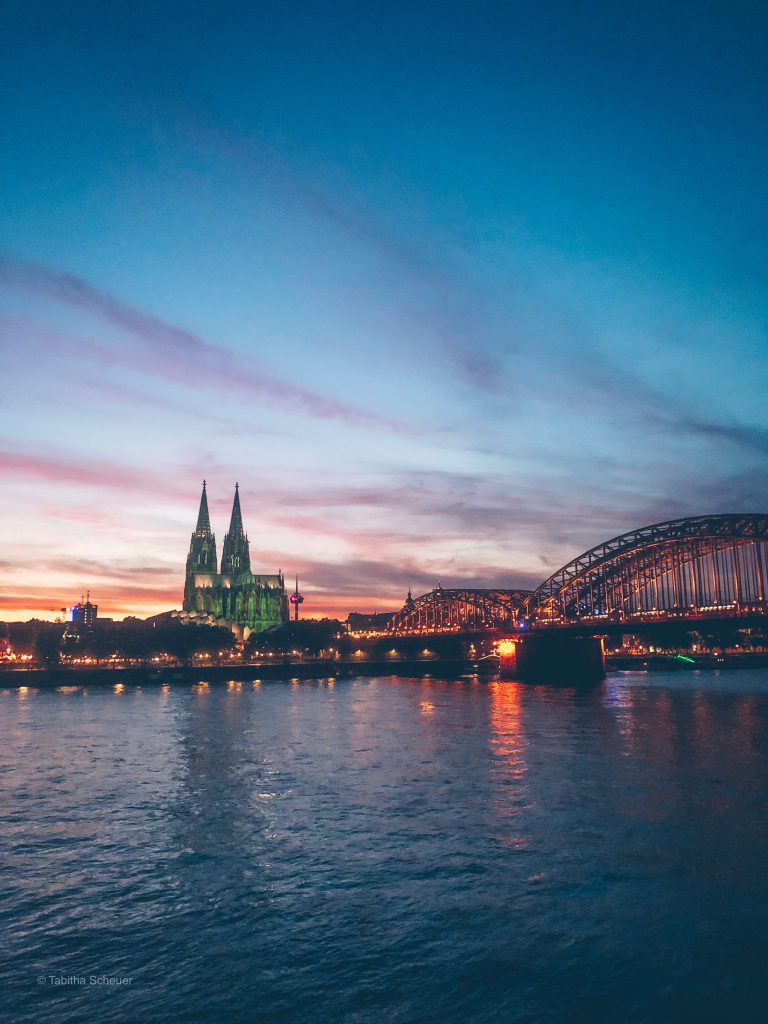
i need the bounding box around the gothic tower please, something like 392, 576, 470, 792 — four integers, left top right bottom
180, 481, 287, 633
184, 481, 217, 606
220, 483, 251, 576
186, 480, 217, 574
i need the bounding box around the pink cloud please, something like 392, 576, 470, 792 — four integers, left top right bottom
0, 447, 188, 498
0, 253, 418, 434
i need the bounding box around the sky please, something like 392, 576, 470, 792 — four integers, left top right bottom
1, 0, 767, 621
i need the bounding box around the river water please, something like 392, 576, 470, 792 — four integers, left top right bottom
2, 671, 768, 1023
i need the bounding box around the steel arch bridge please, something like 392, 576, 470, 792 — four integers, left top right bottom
525, 514, 768, 626
387, 515, 768, 636
388, 587, 531, 634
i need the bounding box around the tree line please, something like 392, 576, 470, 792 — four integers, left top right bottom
3, 616, 349, 664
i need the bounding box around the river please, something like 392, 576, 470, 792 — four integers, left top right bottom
2, 671, 768, 1023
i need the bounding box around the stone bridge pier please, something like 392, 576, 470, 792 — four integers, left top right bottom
497, 634, 605, 685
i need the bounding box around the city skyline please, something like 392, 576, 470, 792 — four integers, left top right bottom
2, 2, 767, 620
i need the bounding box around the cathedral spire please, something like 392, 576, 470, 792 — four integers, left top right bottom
221, 483, 251, 575
195, 480, 212, 535
185, 481, 218, 596
227, 482, 244, 538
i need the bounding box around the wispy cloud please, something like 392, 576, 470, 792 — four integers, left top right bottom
293, 555, 544, 598
0, 445, 190, 498
186, 123, 523, 400
0, 253, 417, 434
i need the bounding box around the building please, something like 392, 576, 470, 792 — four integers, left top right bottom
346, 611, 398, 635
178, 482, 289, 637
346, 589, 410, 634
62, 594, 98, 642
0, 626, 13, 662
71, 594, 98, 630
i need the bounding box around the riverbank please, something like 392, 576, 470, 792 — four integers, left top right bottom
0, 658, 475, 687
606, 652, 768, 671
2, 651, 768, 687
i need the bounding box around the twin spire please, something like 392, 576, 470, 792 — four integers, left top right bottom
221, 482, 250, 574
195, 480, 212, 535
188, 482, 251, 577
227, 482, 245, 539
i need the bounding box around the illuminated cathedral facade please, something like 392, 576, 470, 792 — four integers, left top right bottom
179, 482, 289, 637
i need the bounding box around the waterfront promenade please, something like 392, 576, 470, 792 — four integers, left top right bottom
3, 649, 768, 688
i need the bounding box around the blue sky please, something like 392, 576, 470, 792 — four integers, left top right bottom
1, 0, 767, 618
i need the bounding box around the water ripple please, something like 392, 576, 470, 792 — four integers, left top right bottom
2, 672, 768, 1022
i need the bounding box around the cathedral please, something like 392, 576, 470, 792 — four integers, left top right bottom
179, 482, 289, 637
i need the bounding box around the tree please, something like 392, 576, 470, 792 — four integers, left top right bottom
34, 626, 62, 665
246, 619, 346, 658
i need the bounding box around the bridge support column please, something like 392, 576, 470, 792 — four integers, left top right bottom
494, 639, 519, 679
510, 635, 605, 685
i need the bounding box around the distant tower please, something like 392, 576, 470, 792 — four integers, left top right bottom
67, 592, 98, 635
290, 575, 304, 621
184, 481, 218, 610
186, 481, 218, 575
221, 483, 251, 576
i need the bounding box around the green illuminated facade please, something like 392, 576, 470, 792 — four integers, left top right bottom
182, 482, 289, 636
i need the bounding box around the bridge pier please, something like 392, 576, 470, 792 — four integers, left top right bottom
501, 635, 605, 685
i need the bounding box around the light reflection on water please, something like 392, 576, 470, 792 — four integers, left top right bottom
2, 671, 768, 1023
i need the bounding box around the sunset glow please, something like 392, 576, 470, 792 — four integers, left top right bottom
2, 3, 766, 621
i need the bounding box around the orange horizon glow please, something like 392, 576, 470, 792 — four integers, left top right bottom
0, 588, 403, 623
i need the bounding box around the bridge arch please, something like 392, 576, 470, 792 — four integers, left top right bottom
389, 588, 531, 634
526, 514, 768, 625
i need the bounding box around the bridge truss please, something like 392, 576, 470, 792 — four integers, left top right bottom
388, 588, 531, 634
526, 514, 768, 625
